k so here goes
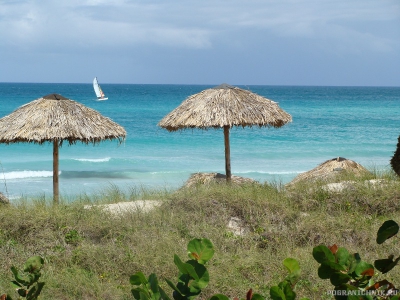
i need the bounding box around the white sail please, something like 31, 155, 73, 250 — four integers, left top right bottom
93, 77, 108, 100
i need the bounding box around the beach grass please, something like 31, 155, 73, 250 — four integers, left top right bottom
0, 173, 400, 299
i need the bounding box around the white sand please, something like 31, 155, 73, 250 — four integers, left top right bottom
84, 200, 162, 215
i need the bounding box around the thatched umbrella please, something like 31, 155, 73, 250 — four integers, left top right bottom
158, 84, 292, 181
0, 94, 126, 202
288, 157, 371, 186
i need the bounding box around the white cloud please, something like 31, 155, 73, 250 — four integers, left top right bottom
1, 0, 398, 53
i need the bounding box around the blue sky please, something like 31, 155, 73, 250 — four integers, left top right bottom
1, 0, 399, 86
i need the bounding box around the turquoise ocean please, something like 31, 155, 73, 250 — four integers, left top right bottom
0, 83, 399, 200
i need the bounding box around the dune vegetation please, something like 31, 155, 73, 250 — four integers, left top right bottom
0, 170, 399, 299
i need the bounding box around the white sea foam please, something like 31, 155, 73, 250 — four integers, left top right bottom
3, 170, 61, 179
72, 157, 111, 163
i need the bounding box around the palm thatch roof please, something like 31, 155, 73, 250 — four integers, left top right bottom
182, 172, 257, 189
158, 84, 292, 131
0, 94, 126, 145
287, 157, 371, 186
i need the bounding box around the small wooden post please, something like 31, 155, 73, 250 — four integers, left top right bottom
53, 139, 59, 203
223, 125, 231, 181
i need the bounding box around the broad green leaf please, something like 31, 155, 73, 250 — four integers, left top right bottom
131, 289, 141, 300
11, 280, 23, 289
324, 261, 346, 272
374, 256, 400, 274
23, 256, 44, 273
318, 264, 333, 279
148, 273, 159, 294
252, 294, 265, 300
165, 278, 180, 294
209, 294, 230, 300
270, 286, 286, 300
312, 245, 335, 264
329, 272, 351, 286
174, 255, 195, 278
354, 262, 374, 277
11, 267, 30, 286
186, 260, 209, 290
377, 220, 399, 244
336, 247, 350, 267
17, 289, 27, 297
283, 258, 300, 274
130, 272, 148, 286
159, 286, 172, 300
279, 281, 296, 300
187, 238, 214, 264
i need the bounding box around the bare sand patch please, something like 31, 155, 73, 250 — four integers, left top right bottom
84, 200, 162, 215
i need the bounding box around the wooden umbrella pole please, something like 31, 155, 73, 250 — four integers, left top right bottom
224, 125, 231, 181
53, 139, 59, 203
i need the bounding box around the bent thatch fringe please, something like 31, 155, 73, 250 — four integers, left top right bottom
288, 157, 371, 185
158, 84, 292, 131
0, 94, 126, 145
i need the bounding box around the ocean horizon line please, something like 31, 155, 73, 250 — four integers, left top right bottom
1, 82, 399, 89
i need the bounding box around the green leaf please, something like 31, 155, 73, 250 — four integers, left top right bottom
312, 245, 335, 264
318, 264, 333, 279
283, 258, 300, 275
279, 281, 296, 300
209, 295, 230, 300
348, 253, 361, 274
17, 289, 27, 297
187, 238, 214, 264
324, 261, 346, 272
131, 289, 141, 300
165, 278, 181, 295
336, 247, 350, 268
374, 256, 400, 274
11, 280, 22, 288
252, 294, 265, 300
23, 256, 44, 274
130, 272, 148, 286
377, 220, 399, 244
174, 255, 192, 276
148, 273, 159, 294
329, 272, 352, 286
354, 262, 374, 277
185, 260, 209, 290
11, 267, 30, 286
270, 286, 286, 300
26, 283, 41, 300
158, 286, 172, 300
283, 258, 301, 285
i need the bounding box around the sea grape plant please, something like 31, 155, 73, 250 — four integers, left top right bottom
312, 220, 400, 299
130, 238, 214, 300
0, 256, 45, 300
269, 258, 310, 300
210, 258, 310, 300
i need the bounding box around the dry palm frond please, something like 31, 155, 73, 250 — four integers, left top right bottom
182, 172, 257, 189
0, 94, 126, 145
158, 84, 292, 131
288, 157, 371, 185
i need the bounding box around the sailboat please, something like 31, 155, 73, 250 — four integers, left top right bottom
93, 77, 108, 101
